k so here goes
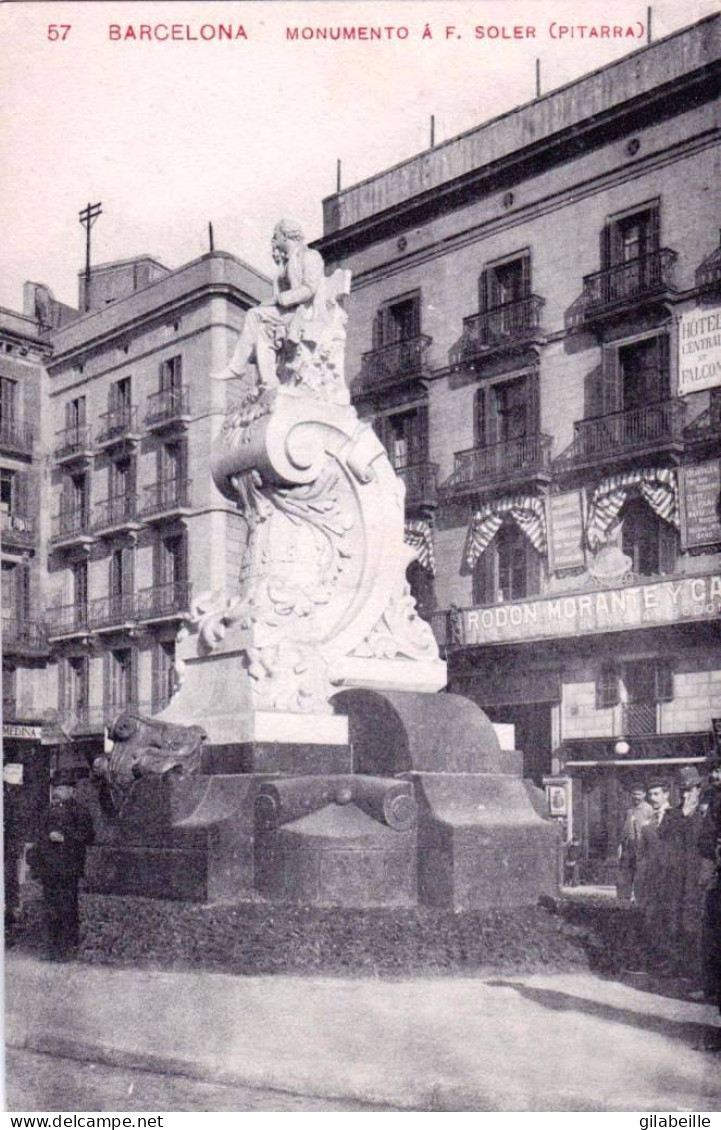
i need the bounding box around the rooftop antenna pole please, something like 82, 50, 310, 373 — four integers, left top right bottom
535, 58, 542, 98
336, 159, 342, 193
208, 222, 215, 252
647, 6, 652, 43
78, 201, 103, 313
430, 115, 436, 148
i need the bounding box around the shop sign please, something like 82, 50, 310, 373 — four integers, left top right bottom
678, 306, 721, 395
461, 573, 721, 646
2, 723, 42, 741
680, 462, 721, 550
547, 490, 586, 572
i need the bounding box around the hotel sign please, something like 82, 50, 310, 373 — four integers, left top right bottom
678, 306, 721, 395
462, 573, 721, 646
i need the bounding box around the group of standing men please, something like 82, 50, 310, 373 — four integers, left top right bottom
618, 757, 721, 1007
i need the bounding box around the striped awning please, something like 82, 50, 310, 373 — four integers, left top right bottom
586, 468, 679, 551
465, 495, 547, 568
405, 518, 435, 575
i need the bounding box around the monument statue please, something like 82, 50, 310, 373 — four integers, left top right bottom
154, 217, 446, 748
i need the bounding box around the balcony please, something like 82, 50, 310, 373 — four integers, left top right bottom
137, 580, 191, 623
396, 462, 438, 511
440, 434, 553, 499
50, 507, 94, 549
145, 386, 191, 432
53, 423, 94, 465
684, 399, 721, 449
2, 617, 49, 657
579, 249, 677, 326
88, 593, 137, 632
47, 602, 91, 641
96, 405, 142, 448
93, 494, 142, 537
1, 511, 36, 549
0, 419, 34, 458
139, 478, 192, 522
696, 245, 721, 294
455, 296, 545, 366
355, 335, 432, 397
553, 399, 686, 473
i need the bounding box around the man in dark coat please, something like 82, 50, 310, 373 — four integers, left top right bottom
658, 765, 706, 983
30, 774, 94, 960
635, 776, 673, 967
699, 756, 721, 1011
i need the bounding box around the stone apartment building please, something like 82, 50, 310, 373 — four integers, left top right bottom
1, 251, 270, 838
315, 14, 721, 881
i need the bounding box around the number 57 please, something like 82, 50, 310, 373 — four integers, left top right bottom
47, 24, 71, 41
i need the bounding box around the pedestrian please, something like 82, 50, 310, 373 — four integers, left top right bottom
617, 782, 653, 902
699, 755, 721, 1011
28, 772, 95, 961
657, 765, 706, 985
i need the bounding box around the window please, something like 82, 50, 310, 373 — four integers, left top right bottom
109, 545, 134, 617
472, 519, 541, 605
495, 379, 528, 442
1, 561, 29, 621
596, 665, 620, 710
152, 640, 177, 712
160, 441, 182, 482
72, 561, 88, 611
65, 472, 88, 517
592, 334, 670, 419
620, 337, 669, 409
158, 533, 187, 591
3, 663, 17, 716
622, 659, 674, 735
111, 456, 133, 498
106, 648, 136, 712
603, 206, 660, 269
373, 407, 428, 471
621, 497, 677, 577
372, 295, 421, 351
65, 657, 89, 715
480, 253, 531, 312
111, 377, 132, 410
474, 372, 539, 449
0, 377, 17, 425
66, 396, 86, 433
0, 468, 14, 512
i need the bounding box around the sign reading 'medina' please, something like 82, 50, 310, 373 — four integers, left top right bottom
462, 573, 721, 645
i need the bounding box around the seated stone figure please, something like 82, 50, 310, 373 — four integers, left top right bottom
212, 218, 350, 403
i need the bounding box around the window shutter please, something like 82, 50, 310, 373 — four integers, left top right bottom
65, 400, 74, 430
410, 405, 429, 464
601, 347, 622, 415
474, 388, 486, 448
17, 561, 30, 620
177, 533, 189, 588
409, 295, 421, 338
102, 651, 111, 715
478, 269, 489, 313
657, 333, 670, 399
654, 660, 674, 704
78, 396, 87, 425
600, 225, 612, 270
525, 542, 542, 597
648, 206, 661, 254
58, 658, 67, 713
521, 254, 532, 298
178, 438, 189, 486
15, 471, 28, 518
129, 648, 138, 709
121, 546, 135, 613
488, 268, 502, 311
596, 665, 619, 709
526, 370, 540, 434
658, 521, 677, 575
472, 544, 495, 605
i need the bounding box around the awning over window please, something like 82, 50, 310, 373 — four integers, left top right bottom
465, 495, 547, 568
585, 468, 679, 552
404, 518, 435, 575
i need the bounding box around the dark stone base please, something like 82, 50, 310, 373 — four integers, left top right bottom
200, 742, 352, 776
79, 892, 589, 975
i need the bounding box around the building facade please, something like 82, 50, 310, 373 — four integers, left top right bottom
1, 250, 270, 851
316, 14, 721, 882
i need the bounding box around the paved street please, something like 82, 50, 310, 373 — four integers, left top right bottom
5, 1048, 396, 1113
5, 952, 721, 1112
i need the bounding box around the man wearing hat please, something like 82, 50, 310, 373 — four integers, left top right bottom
656, 765, 706, 983
29, 772, 95, 960
699, 756, 721, 1010
635, 776, 673, 967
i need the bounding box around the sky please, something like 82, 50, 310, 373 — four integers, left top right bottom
1, 0, 718, 311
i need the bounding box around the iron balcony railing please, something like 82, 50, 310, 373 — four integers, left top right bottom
554, 400, 686, 469
684, 400, 721, 443
2, 617, 49, 654
51, 507, 93, 543
93, 493, 139, 533
88, 593, 137, 629
581, 249, 677, 313
0, 418, 34, 456
1, 511, 36, 547
356, 335, 432, 394
137, 580, 191, 621
441, 434, 553, 495
145, 386, 190, 428
395, 462, 438, 509
96, 404, 140, 446
53, 423, 93, 462
459, 295, 545, 359
695, 248, 721, 292
140, 477, 191, 518
47, 603, 90, 638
